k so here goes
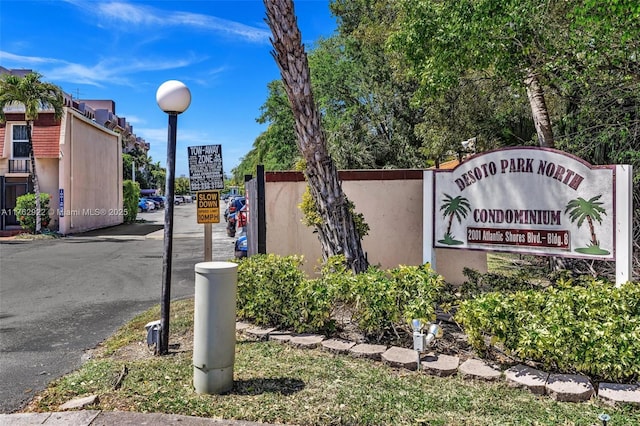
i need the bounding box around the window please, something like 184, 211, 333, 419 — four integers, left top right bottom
12, 125, 30, 158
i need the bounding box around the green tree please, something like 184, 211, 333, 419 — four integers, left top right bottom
175, 176, 191, 196
151, 165, 166, 194
312, 1, 427, 168
254, 80, 299, 169
0, 72, 64, 232
264, 0, 369, 273
392, 0, 559, 148
232, 80, 299, 180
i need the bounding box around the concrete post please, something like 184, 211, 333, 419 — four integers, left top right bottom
193, 261, 238, 394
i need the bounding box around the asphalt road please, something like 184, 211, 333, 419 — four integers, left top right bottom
0, 202, 235, 413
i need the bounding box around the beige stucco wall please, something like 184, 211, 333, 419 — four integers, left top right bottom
264, 172, 486, 284
36, 158, 60, 227
56, 109, 123, 234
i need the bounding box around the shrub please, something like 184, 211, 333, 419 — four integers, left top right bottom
236, 254, 324, 331
236, 254, 444, 338
15, 192, 51, 233
455, 277, 640, 381
344, 263, 444, 337
123, 180, 140, 223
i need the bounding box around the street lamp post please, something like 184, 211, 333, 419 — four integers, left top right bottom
156, 80, 191, 355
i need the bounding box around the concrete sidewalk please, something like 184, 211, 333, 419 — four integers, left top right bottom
0, 411, 278, 425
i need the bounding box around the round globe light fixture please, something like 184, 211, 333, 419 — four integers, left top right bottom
155, 79, 191, 355
156, 80, 191, 114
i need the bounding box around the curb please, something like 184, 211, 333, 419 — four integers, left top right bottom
237, 323, 640, 406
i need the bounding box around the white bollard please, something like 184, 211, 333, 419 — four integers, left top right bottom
193, 261, 238, 394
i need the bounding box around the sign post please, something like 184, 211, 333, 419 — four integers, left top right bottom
188, 145, 225, 261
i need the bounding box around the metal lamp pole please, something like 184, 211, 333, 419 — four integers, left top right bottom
156, 80, 191, 355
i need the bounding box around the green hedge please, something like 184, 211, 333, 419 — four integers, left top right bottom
455, 278, 640, 381
235, 254, 444, 336
15, 192, 51, 233
123, 180, 140, 223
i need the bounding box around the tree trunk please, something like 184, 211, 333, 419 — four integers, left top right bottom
26, 121, 42, 233
263, 0, 369, 273
524, 71, 555, 148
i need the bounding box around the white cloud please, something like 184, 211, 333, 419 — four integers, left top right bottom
0, 50, 205, 88
0, 51, 64, 65
68, 0, 271, 44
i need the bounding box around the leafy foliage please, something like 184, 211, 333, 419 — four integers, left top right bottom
122, 180, 140, 223
122, 151, 165, 192
309, 21, 426, 169
235, 254, 443, 338
174, 176, 191, 196
15, 192, 51, 233
455, 278, 640, 381
235, 254, 331, 332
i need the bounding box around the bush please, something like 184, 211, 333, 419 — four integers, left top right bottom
123, 180, 140, 223
15, 192, 51, 233
236, 254, 444, 337
455, 277, 640, 381
342, 263, 444, 337
236, 254, 317, 331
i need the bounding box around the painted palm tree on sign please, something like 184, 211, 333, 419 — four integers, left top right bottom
565, 194, 609, 255
0, 72, 64, 233
439, 193, 471, 245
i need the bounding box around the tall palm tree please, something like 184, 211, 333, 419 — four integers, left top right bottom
263, 0, 369, 273
0, 72, 64, 233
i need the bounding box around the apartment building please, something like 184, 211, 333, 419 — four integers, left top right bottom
0, 68, 146, 235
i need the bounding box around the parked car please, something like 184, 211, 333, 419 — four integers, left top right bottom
142, 197, 160, 210
138, 198, 150, 213
174, 195, 185, 205
183, 194, 193, 203
235, 234, 247, 258
224, 196, 245, 222
148, 196, 165, 208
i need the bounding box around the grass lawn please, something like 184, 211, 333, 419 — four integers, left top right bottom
24, 298, 640, 425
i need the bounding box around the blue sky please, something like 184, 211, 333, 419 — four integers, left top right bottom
0, 0, 337, 178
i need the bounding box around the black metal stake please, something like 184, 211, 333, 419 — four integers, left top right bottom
159, 112, 178, 355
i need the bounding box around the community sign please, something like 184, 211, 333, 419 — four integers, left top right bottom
433, 147, 618, 259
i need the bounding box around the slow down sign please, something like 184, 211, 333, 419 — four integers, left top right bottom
196, 190, 220, 224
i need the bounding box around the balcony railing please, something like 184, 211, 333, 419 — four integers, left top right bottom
8, 159, 32, 174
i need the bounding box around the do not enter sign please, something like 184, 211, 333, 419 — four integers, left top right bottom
196, 190, 220, 223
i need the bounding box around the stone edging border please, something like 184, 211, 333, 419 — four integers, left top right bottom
236, 322, 640, 406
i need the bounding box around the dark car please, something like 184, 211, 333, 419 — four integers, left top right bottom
142, 197, 161, 210
148, 196, 166, 208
